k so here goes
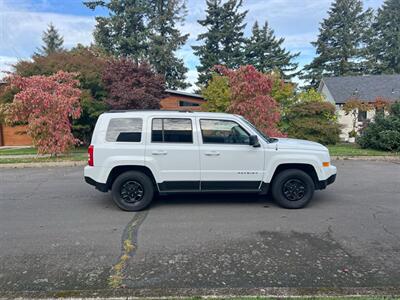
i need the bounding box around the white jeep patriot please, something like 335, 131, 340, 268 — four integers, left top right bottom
84, 110, 336, 211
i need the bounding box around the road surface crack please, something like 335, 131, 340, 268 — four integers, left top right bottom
372, 209, 400, 242
108, 210, 148, 288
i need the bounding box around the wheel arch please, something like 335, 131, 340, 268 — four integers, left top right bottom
106, 165, 158, 191
270, 163, 319, 188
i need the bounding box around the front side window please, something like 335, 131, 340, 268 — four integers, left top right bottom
106, 118, 142, 142
152, 118, 193, 143
200, 119, 250, 144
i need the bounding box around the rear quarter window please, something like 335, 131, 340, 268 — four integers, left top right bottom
106, 118, 143, 142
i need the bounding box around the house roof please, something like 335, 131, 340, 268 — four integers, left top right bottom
165, 89, 204, 99
319, 74, 400, 104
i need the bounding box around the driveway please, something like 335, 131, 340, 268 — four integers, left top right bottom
0, 160, 399, 297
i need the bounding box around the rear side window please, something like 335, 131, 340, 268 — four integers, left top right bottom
152, 118, 193, 143
106, 118, 142, 142
200, 119, 250, 144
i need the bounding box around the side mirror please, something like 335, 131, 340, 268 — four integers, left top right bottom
249, 135, 260, 147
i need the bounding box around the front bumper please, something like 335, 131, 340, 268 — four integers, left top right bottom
317, 174, 336, 190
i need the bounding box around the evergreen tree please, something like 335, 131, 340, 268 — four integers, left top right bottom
147, 0, 189, 89
84, 0, 189, 89
301, 0, 373, 88
244, 21, 299, 79
38, 23, 64, 56
192, 0, 247, 86
84, 0, 150, 59
369, 0, 400, 74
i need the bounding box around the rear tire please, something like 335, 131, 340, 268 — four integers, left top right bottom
271, 169, 315, 209
111, 171, 154, 211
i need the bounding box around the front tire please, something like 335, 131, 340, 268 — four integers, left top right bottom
111, 171, 154, 211
271, 169, 315, 209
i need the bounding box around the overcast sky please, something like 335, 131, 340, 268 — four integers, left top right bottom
0, 0, 384, 90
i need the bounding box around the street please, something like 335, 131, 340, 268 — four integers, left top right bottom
0, 160, 400, 297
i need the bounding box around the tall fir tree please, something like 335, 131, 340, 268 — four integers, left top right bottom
147, 0, 189, 89
84, 0, 189, 89
244, 21, 299, 79
38, 23, 64, 56
84, 0, 149, 59
301, 0, 373, 88
192, 0, 247, 86
369, 0, 400, 74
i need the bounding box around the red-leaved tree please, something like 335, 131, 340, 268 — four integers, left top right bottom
102, 58, 166, 110
216, 65, 285, 137
4, 71, 81, 155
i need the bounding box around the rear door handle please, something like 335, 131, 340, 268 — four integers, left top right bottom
205, 151, 220, 156
152, 150, 168, 155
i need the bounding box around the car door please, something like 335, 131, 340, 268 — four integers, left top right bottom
145, 117, 200, 192
198, 118, 265, 191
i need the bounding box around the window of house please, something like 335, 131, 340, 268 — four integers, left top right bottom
358, 110, 367, 122
200, 119, 250, 145
151, 118, 193, 143
375, 107, 385, 116
179, 100, 200, 107
106, 118, 143, 142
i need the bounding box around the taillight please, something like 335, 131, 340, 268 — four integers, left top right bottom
88, 145, 94, 166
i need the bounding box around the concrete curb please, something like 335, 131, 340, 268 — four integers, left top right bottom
332, 155, 400, 161
0, 160, 87, 168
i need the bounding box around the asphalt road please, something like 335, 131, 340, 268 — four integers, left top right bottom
0, 160, 400, 297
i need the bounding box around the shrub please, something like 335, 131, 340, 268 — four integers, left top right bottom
3, 71, 81, 155
10, 46, 108, 144
357, 102, 400, 151
102, 58, 166, 110
215, 65, 284, 137
285, 101, 340, 145
201, 73, 231, 112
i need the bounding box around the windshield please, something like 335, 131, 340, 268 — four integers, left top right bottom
238, 116, 278, 143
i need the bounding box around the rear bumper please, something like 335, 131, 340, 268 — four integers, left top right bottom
84, 176, 108, 192
317, 174, 336, 190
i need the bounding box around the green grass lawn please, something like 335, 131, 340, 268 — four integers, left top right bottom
0, 153, 87, 164
327, 143, 399, 156
0, 146, 87, 164
0, 146, 86, 156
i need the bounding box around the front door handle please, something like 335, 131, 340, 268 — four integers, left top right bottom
152, 150, 168, 156
205, 151, 220, 156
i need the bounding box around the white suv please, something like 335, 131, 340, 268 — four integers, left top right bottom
84, 110, 336, 211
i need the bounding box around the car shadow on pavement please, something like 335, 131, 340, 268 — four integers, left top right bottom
150, 193, 274, 208
146, 190, 333, 210
94, 189, 331, 211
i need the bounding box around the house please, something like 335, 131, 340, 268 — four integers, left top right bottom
0, 89, 205, 146
161, 89, 205, 111
318, 74, 400, 141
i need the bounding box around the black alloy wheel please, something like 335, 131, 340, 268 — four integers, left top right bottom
271, 169, 315, 209
120, 180, 144, 203
282, 178, 306, 201
112, 171, 154, 211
